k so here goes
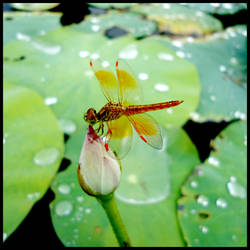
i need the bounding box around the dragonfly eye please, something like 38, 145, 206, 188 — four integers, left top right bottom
84, 108, 98, 124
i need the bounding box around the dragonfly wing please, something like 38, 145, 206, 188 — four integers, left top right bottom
128, 113, 163, 149
115, 59, 143, 105
105, 115, 133, 159
90, 59, 119, 102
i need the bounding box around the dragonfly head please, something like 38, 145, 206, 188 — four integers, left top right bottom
84, 108, 98, 125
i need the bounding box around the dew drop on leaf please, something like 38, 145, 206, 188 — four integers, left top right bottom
55, 200, 73, 216
216, 198, 228, 208
227, 179, 246, 199
34, 147, 60, 166
58, 184, 71, 195
197, 194, 209, 207
58, 118, 76, 134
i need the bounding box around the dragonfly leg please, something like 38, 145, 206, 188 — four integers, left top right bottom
97, 122, 104, 135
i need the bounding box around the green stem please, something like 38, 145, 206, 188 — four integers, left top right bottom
97, 194, 131, 247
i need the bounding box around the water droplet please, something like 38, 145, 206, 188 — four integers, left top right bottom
44, 96, 58, 106
176, 51, 185, 58
101, 60, 110, 68
223, 3, 232, 9
90, 53, 100, 60
200, 225, 209, 234
232, 234, 237, 241
34, 147, 60, 166
27, 192, 41, 200
138, 73, 148, 80
58, 184, 71, 195
85, 208, 91, 214
157, 52, 174, 61
242, 30, 247, 37
197, 195, 209, 207
219, 65, 227, 72
227, 178, 246, 199
45, 63, 50, 68
244, 135, 247, 146
216, 198, 227, 208
3, 233, 7, 241
210, 95, 216, 101
234, 111, 246, 120
127, 174, 137, 184
32, 42, 61, 55
55, 200, 73, 216
79, 50, 90, 58
186, 36, 194, 43
230, 57, 238, 65
77, 196, 84, 202
190, 112, 200, 121
154, 83, 170, 92
190, 209, 196, 215
196, 11, 204, 17
190, 181, 198, 188
172, 40, 183, 48
3, 133, 8, 144
166, 108, 173, 114
163, 3, 170, 9
211, 3, 220, 7
91, 25, 100, 32
119, 44, 138, 59
58, 118, 76, 134
208, 156, 220, 167
90, 17, 100, 23
16, 32, 31, 42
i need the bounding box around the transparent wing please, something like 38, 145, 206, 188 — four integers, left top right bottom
115, 59, 143, 105
105, 116, 133, 159
90, 59, 119, 102
128, 113, 163, 149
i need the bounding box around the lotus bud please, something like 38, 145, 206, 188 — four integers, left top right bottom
77, 125, 121, 197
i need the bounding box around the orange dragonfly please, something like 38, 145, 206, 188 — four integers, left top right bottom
84, 59, 183, 158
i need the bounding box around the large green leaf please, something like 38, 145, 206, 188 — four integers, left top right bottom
72, 10, 157, 39
131, 3, 223, 35
50, 125, 200, 246
3, 27, 200, 130
3, 82, 64, 241
153, 25, 247, 122
3, 12, 61, 45
178, 120, 247, 246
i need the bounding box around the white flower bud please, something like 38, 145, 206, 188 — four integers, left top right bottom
77, 125, 121, 196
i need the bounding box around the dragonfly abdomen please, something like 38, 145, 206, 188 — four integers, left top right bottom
125, 100, 183, 115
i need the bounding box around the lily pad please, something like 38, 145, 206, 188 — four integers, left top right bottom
50, 124, 200, 246
178, 120, 247, 246
153, 25, 247, 122
3, 27, 200, 131
72, 10, 157, 39
3, 82, 64, 241
3, 12, 61, 45
182, 3, 247, 15
131, 3, 223, 36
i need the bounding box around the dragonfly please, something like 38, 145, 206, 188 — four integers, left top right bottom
84, 58, 183, 158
